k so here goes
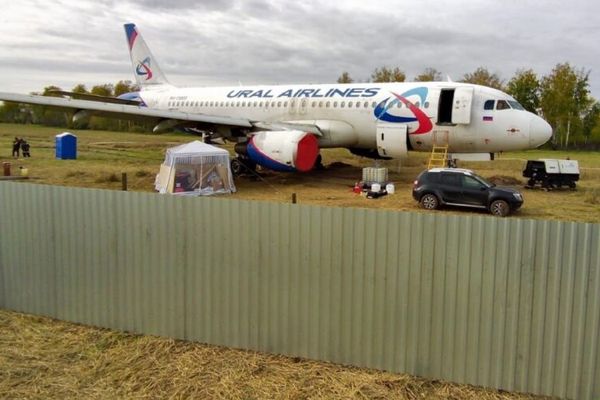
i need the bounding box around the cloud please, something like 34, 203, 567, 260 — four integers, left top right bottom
0, 0, 598, 98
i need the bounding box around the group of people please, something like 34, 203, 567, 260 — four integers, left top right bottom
12, 137, 31, 158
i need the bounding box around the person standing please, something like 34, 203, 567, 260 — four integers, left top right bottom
21, 140, 31, 157
12, 137, 22, 158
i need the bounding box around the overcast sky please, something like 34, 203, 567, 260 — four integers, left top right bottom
0, 0, 598, 99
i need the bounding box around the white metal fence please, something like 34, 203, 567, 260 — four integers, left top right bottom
1, 182, 598, 399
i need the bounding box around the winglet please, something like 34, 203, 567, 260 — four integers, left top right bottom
124, 23, 170, 87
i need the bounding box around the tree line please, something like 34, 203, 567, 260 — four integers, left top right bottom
1, 65, 599, 148
0, 80, 153, 133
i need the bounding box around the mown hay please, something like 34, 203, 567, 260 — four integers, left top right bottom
0, 309, 549, 399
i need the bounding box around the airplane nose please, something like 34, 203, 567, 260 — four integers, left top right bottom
529, 116, 552, 148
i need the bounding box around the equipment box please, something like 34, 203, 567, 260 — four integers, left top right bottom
523, 159, 579, 189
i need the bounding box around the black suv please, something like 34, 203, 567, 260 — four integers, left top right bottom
412, 168, 523, 217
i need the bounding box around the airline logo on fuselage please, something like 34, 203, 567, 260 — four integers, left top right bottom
136, 57, 153, 80
374, 87, 433, 134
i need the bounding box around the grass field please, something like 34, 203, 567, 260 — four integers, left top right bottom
0, 123, 582, 398
0, 309, 549, 399
1, 122, 599, 222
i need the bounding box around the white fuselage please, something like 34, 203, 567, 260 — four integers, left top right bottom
139, 81, 552, 154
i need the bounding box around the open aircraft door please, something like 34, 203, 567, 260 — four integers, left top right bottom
452, 86, 474, 124
376, 123, 408, 158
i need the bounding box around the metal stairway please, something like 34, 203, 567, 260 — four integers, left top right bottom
427, 145, 449, 169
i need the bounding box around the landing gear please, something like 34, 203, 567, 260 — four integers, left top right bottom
231, 156, 256, 176
314, 154, 325, 170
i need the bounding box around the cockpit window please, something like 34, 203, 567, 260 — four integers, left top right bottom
508, 100, 525, 110
496, 100, 511, 110
484, 100, 495, 110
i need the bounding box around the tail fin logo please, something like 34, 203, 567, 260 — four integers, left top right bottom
135, 57, 153, 80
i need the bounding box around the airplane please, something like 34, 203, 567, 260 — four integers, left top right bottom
0, 23, 552, 173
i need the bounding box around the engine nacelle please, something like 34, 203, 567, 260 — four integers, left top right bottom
244, 130, 319, 172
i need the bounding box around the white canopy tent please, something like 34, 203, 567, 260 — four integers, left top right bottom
155, 140, 236, 195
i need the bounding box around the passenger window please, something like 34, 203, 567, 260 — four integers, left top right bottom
333, 101, 338, 108
424, 173, 440, 183
348, 101, 353, 108
318, 101, 323, 108
484, 100, 495, 110
364, 101, 369, 108
496, 100, 511, 110
340, 101, 345, 108
326, 101, 330, 108
424, 101, 429, 108
462, 175, 483, 189
415, 101, 420, 108
441, 173, 461, 187
372, 101, 377, 108
277, 101, 282, 107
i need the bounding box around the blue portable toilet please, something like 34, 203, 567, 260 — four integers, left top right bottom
55, 132, 77, 159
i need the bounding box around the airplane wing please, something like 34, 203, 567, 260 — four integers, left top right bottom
0, 92, 253, 133
0, 92, 323, 135
47, 90, 142, 106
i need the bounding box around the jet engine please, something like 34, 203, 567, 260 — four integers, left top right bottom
235, 130, 319, 172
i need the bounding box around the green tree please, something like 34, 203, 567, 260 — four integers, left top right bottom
0, 101, 32, 124
72, 83, 88, 94
506, 69, 540, 113
114, 80, 139, 96
90, 84, 114, 97
540, 63, 594, 147
31, 86, 69, 127
414, 68, 442, 82
336, 72, 353, 84
581, 102, 600, 144
461, 67, 504, 90
89, 84, 117, 130
371, 66, 405, 83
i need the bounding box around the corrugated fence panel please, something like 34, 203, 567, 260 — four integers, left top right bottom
1, 181, 599, 399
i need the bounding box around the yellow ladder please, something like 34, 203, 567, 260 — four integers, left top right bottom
427, 145, 449, 169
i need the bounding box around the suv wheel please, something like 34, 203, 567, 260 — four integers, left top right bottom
420, 193, 439, 210
490, 199, 509, 217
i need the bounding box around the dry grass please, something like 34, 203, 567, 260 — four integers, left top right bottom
0, 309, 550, 400
1, 123, 599, 222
